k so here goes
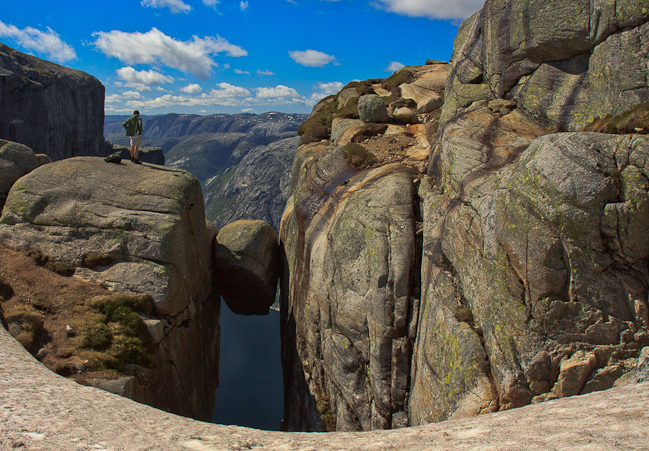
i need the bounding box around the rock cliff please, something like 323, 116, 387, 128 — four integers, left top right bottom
0, 42, 108, 160
0, 157, 219, 420
279, 0, 649, 432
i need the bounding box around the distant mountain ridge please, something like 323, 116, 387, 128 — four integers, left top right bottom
105, 112, 308, 148
105, 112, 309, 230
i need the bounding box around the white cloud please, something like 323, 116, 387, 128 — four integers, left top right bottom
141, 0, 192, 13
0, 20, 76, 62
308, 81, 343, 105
181, 83, 203, 94
386, 61, 405, 72
240, 1, 249, 10
374, 0, 482, 20
122, 90, 145, 100
93, 28, 247, 79
257, 69, 275, 76
116, 66, 174, 89
255, 85, 302, 99
289, 49, 336, 67
234, 69, 250, 75
203, 0, 220, 8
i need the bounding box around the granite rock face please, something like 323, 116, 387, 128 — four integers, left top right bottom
216, 219, 280, 315
0, 157, 219, 420
441, 0, 649, 129
280, 0, 649, 433
0, 43, 108, 160
281, 63, 445, 432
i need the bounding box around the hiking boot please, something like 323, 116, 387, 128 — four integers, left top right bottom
131, 157, 135, 162
133, 159, 142, 165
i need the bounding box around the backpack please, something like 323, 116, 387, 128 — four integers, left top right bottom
104, 154, 122, 164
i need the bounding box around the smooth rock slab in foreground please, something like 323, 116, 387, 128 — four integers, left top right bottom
1, 325, 648, 450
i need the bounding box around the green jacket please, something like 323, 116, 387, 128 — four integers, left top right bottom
123, 114, 143, 136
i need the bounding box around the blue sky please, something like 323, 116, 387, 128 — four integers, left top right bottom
0, 0, 483, 115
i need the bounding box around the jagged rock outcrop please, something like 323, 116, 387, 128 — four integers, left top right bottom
216, 219, 280, 315
0, 157, 219, 420
280, 0, 649, 432
0, 42, 108, 160
206, 136, 300, 232
0, 140, 39, 210
441, 0, 649, 129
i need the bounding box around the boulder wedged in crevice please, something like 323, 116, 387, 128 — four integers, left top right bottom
216, 219, 280, 315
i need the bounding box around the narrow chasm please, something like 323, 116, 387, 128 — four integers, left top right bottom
211, 298, 284, 430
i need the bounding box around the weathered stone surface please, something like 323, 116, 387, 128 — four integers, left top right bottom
0, 157, 212, 316
553, 351, 599, 397
281, 148, 420, 430
358, 95, 390, 123
0, 156, 219, 419
443, 1, 649, 130
0, 140, 39, 209
2, 323, 649, 450
216, 219, 279, 315
0, 43, 108, 160
414, 131, 649, 424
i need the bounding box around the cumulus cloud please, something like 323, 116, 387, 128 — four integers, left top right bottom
116, 66, 174, 90
141, 0, 192, 13
386, 61, 405, 72
308, 81, 343, 105
257, 69, 275, 76
374, 0, 482, 20
255, 85, 302, 99
93, 28, 247, 79
0, 20, 76, 62
181, 83, 203, 94
234, 69, 250, 75
240, 1, 249, 10
289, 49, 336, 67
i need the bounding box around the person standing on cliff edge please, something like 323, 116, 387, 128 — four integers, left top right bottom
123, 110, 143, 164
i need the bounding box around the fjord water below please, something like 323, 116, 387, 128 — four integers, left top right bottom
212, 299, 284, 430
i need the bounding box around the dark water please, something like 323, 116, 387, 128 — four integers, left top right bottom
212, 299, 284, 430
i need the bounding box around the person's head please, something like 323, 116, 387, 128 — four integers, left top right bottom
133, 110, 140, 116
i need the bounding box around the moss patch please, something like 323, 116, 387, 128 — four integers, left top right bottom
73, 293, 156, 370
383, 68, 415, 93
26, 249, 75, 276
82, 253, 114, 268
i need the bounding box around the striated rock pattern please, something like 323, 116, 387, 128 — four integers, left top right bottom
280, 63, 444, 431
216, 219, 280, 315
0, 43, 108, 160
0, 157, 219, 420
280, 0, 649, 432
